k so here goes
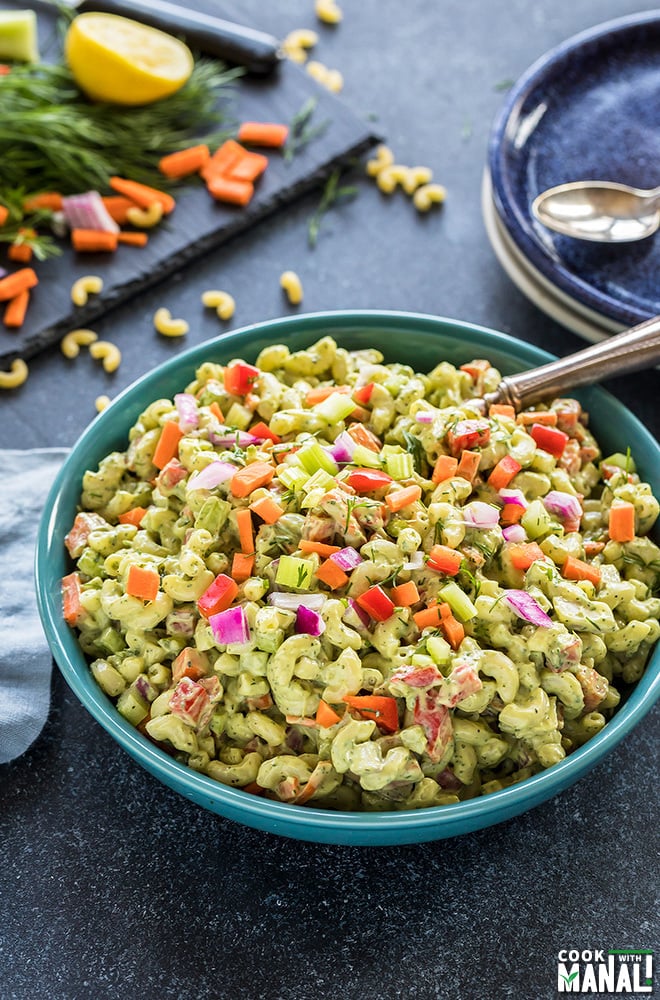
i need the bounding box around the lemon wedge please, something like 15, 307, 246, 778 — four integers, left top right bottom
65, 12, 194, 105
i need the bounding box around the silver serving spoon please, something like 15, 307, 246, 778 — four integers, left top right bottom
483, 313, 660, 411
532, 180, 660, 243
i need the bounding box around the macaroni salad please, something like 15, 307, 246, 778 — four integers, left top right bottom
62, 336, 660, 811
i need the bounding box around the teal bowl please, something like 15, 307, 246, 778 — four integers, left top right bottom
36, 311, 660, 845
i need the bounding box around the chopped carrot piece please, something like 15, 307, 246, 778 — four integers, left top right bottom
71, 229, 118, 253
126, 564, 160, 602
158, 144, 210, 179
206, 175, 254, 206
8, 240, 33, 263
500, 503, 524, 525
101, 196, 138, 224
62, 572, 84, 626
488, 455, 522, 491
460, 359, 490, 380
229, 151, 269, 182
517, 410, 558, 426
152, 421, 184, 470
488, 404, 516, 419
432, 454, 458, 483
390, 580, 420, 607
441, 614, 465, 650
298, 539, 341, 557
608, 501, 635, 543
238, 122, 289, 147
456, 450, 481, 483
232, 552, 255, 582
315, 558, 349, 590
427, 544, 462, 576
235, 508, 254, 554
0, 268, 38, 301
117, 231, 148, 247
209, 401, 225, 423
200, 139, 246, 181
0, 205, 9, 226
249, 421, 280, 444
172, 647, 209, 683
230, 461, 275, 497
22, 192, 63, 212
413, 605, 442, 630
3, 289, 30, 328
118, 507, 148, 527
249, 495, 284, 524
508, 542, 545, 571
109, 176, 176, 215
316, 700, 342, 727
305, 384, 350, 406
385, 484, 422, 512
563, 555, 601, 587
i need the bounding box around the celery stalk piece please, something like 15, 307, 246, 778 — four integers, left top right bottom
0, 10, 39, 62
314, 392, 357, 422
350, 444, 382, 469
439, 582, 478, 620
385, 452, 415, 480
275, 555, 314, 590
297, 440, 339, 476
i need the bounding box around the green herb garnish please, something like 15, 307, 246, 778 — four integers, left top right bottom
402, 429, 426, 474
308, 167, 358, 248
284, 97, 330, 162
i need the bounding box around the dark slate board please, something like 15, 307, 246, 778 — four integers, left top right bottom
0, 2, 380, 364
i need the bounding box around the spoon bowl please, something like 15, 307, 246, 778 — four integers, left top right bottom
532, 180, 660, 243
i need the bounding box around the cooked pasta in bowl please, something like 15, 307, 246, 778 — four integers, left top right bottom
36, 311, 660, 844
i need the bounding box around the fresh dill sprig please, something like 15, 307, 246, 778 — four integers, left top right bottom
402, 429, 426, 474
308, 167, 358, 248
284, 97, 330, 163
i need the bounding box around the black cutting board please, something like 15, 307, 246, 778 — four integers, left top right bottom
0, 1, 380, 364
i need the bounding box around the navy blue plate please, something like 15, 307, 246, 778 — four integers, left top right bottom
488, 11, 660, 328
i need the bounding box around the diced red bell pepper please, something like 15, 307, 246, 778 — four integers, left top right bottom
169, 677, 211, 726
389, 663, 443, 688
224, 360, 260, 396
64, 511, 107, 558
197, 573, 239, 618
413, 691, 453, 762
529, 423, 569, 458
344, 695, 399, 733
356, 585, 395, 622
352, 382, 375, 404
249, 420, 281, 444
447, 419, 491, 456
345, 469, 393, 492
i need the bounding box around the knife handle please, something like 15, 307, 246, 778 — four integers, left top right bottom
76, 0, 281, 74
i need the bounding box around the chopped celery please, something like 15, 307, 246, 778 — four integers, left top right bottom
314, 392, 357, 422
275, 555, 314, 590
439, 582, 477, 620
301, 468, 336, 493
301, 487, 326, 509
351, 444, 382, 469
521, 498, 556, 539
297, 439, 339, 476
426, 634, 452, 665
195, 496, 231, 534
602, 451, 636, 474
0, 10, 39, 62
385, 452, 415, 480
77, 547, 106, 579
224, 403, 253, 430
116, 687, 149, 725
276, 465, 310, 490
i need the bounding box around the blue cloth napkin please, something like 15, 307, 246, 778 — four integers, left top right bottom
0, 448, 68, 764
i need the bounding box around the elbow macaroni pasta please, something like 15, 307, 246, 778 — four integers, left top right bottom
315, 0, 343, 25
0, 358, 28, 389
280, 270, 304, 305
201, 290, 236, 320
153, 308, 189, 338
62, 335, 660, 812
61, 328, 98, 359
71, 275, 103, 307
89, 340, 121, 372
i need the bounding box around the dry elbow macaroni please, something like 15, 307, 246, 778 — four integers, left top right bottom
315, 0, 343, 25
61, 328, 98, 359
154, 308, 189, 338
89, 340, 121, 372
62, 335, 660, 812
280, 270, 304, 305
125, 203, 164, 228
0, 358, 28, 389
201, 290, 236, 321
71, 275, 103, 307
367, 144, 446, 212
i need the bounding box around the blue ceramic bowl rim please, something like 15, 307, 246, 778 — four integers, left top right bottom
488, 10, 660, 328
36, 310, 660, 844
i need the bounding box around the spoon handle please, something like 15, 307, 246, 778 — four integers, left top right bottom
489, 314, 660, 409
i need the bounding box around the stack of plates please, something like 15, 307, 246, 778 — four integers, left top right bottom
484, 11, 660, 343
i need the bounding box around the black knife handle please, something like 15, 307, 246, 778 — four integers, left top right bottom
76, 0, 281, 74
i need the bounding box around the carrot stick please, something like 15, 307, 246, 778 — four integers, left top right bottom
432, 455, 458, 483
500, 503, 524, 525
305, 384, 350, 406
413, 605, 442, 630
230, 461, 275, 497
390, 580, 420, 607
238, 122, 289, 147
249, 495, 284, 524
200, 139, 246, 181
102, 196, 138, 224
109, 176, 176, 215
3, 289, 30, 328
456, 450, 481, 483
488, 455, 522, 491
159, 144, 210, 179
440, 614, 465, 650
209, 401, 225, 423
229, 151, 269, 182
118, 507, 148, 527
231, 551, 255, 582
508, 542, 545, 571
0, 268, 39, 301
385, 485, 422, 512
517, 410, 558, 426
608, 501, 635, 543
562, 555, 601, 587
126, 564, 160, 602
488, 404, 516, 419
235, 508, 254, 554
315, 558, 349, 590
152, 421, 184, 470
71, 229, 118, 253
22, 192, 63, 212
117, 231, 149, 247
298, 539, 341, 557
316, 700, 342, 727
206, 175, 254, 206
427, 544, 462, 576
0, 205, 9, 226
8, 242, 32, 263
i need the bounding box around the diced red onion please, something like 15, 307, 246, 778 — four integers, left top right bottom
134, 675, 152, 700
499, 488, 528, 509
502, 524, 527, 543
188, 460, 237, 490
329, 430, 357, 464
295, 605, 326, 636
174, 393, 199, 432
345, 597, 371, 629
403, 551, 425, 570
209, 431, 265, 448
505, 590, 553, 627
209, 605, 250, 645
329, 546, 363, 571
268, 593, 327, 611
542, 490, 583, 521
463, 501, 500, 529
414, 411, 434, 425
62, 191, 119, 233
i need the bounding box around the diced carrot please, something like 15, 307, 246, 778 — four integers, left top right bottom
316, 700, 342, 727
385, 484, 422, 512
562, 555, 601, 587
3, 289, 30, 328
238, 122, 289, 147
231, 551, 255, 582
209, 401, 225, 423
229, 151, 269, 182
117, 231, 149, 247
438, 602, 453, 620
235, 508, 254, 554
109, 176, 176, 215
500, 503, 524, 525
230, 461, 275, 497
249, 420, 280, 444
390, 580, 420, 607
488, 404, 516, 419
427, 544, 462, 576
413, 605, 442, 630
152, 421, 184, 470
158, 144, 210, 179
243, 781, 267, 796
172, 647, 209, 683
71, 229, 118, 253
508, 542, 545, 571
126, 564, 160, 602
305, 384, 350, 406
347, 404, 370, 423
608, 501, 635, 543
8, 240, 32, 263
249, 495, 284, 524
346, 423, 381, 452
0, 268, 38, 301
118, 507, 148, 527
62, 572, 84, 626
200, 139, 246, 181
517, 410, 558, 426
460, 359, 490, 380
441, 614, 465, 650
456, 450, 481, 482
488, 455, 522, 491
101, 196, 137, 224
0, 205, 9, 226
344, 695, 399, 733
432, 454, 458, 483
206, 175, 254, 206
299, 539, 341, 557
22, 192, 63, 212
315, 558, 349, 590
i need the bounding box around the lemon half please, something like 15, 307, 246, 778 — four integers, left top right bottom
65, 12, 194, 106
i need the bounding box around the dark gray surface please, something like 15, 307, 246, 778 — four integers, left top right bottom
1, 2, 658, 999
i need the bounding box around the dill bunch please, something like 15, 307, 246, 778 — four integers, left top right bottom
0, 59, 241, 196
